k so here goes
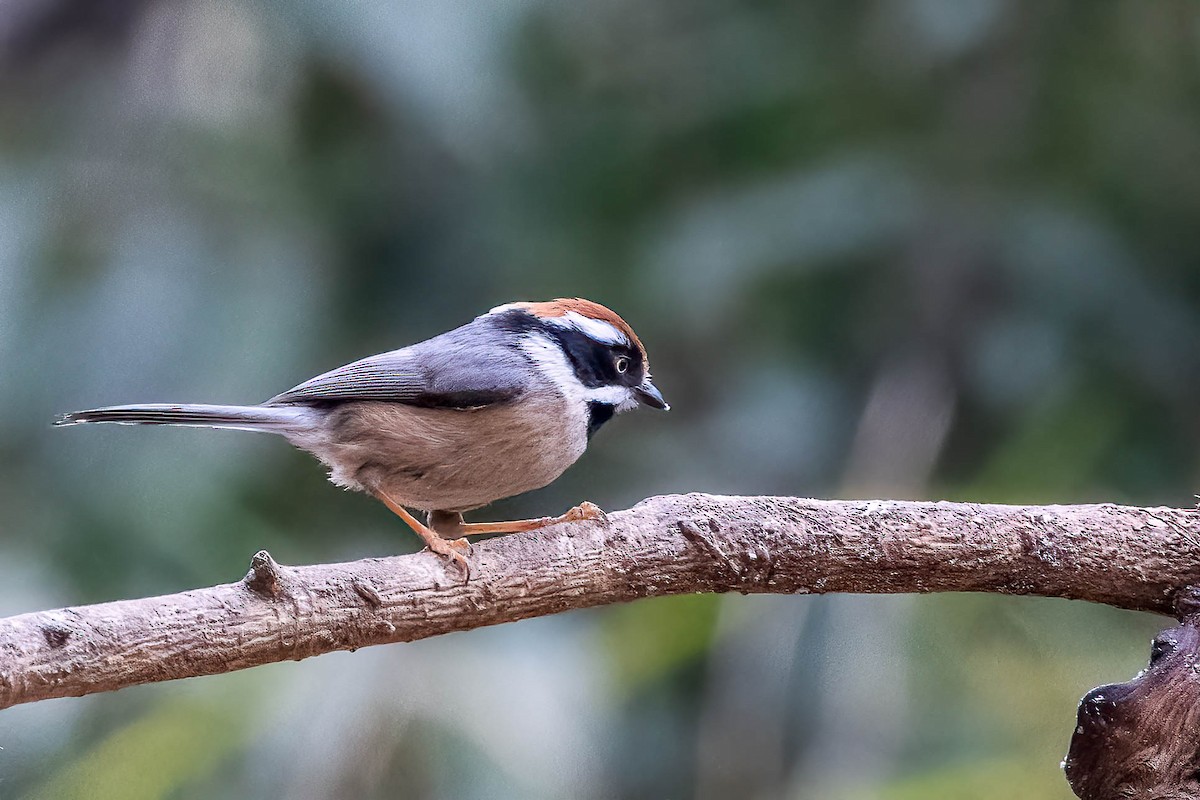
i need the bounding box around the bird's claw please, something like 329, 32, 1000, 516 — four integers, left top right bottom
426, 536, 472, 583
562, 501, 605, 524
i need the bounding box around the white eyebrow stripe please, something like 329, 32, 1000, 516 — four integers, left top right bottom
548, 311, 629, 346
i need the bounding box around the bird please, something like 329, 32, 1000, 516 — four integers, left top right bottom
56, 298, 668, 573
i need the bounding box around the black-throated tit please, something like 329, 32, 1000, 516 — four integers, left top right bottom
57, 298, 668, 572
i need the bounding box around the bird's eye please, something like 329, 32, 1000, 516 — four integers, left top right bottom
615, 356, 630, 374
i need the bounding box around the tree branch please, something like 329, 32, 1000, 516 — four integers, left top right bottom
2, 493, 1199, 709
1065, 590, 1200, 799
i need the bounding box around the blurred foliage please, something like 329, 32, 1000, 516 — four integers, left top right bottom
603, 594, 721, 694
27, 698, 249, 800
1, 0, 1198, 797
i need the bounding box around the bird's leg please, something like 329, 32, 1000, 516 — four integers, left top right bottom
427, 510, 468, 539
372, 490, 470, 575
440, 502, 605, 538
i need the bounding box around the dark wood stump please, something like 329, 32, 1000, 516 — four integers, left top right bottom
1066, 590, 1200, 799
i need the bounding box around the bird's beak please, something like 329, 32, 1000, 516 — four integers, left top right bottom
634, 379, 669, 411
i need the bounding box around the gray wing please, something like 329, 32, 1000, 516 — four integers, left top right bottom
265, 321, 528, 409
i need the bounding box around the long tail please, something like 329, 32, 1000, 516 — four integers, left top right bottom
54, 403, 310, 433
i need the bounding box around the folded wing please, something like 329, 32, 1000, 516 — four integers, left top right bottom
265, 326, 528, 410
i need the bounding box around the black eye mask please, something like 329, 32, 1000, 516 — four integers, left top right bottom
545, 327, 643, 390
496, 308, 644, 390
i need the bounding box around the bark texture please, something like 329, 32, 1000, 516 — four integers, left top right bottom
2, 493, 1199, 710
1065, 588, 1200, 799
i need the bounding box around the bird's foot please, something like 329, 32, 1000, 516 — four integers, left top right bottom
560, 501, 605, 524
373, 490, 472, 582
424, 535, 472, 581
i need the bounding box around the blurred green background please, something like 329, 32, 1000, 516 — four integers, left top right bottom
2, 1, 1198, 798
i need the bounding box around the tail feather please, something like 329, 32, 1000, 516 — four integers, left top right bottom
54, 403, 309, 433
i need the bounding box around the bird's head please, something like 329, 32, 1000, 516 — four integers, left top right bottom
487, 298, 668, 427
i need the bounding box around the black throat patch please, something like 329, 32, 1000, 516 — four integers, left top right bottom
587, 402, 616, 439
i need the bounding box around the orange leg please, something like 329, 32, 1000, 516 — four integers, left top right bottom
373, 490, 471, 576
450, 502, 605, 538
